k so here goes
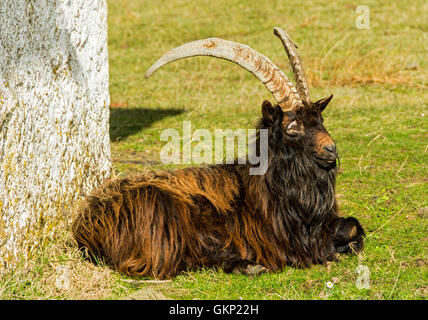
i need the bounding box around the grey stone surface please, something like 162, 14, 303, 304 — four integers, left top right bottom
0, 0, 111, 267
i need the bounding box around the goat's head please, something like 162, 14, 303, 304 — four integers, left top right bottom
145, 27, 338, 170
260, 96, 336, 170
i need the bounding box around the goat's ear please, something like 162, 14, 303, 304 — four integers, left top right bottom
314, 94, 333, 112
261, 100, 275, 122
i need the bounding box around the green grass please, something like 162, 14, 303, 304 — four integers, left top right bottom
106, 0, 427, 299
1, 0, 427, 300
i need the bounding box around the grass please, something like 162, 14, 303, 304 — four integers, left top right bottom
1, 0, 427, 299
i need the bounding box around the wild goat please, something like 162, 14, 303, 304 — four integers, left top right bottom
72, 27, 365, 279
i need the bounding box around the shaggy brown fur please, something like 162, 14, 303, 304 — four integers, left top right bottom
72, 100, 365, 279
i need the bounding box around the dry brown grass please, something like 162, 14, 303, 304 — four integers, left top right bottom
303, 45, 417, 88
0, 231, 129, 300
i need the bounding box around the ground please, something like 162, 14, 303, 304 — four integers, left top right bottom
1, 0, 427, 299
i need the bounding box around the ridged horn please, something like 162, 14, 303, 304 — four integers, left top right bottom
145, 37, 303, 111
273, 27, 311, 105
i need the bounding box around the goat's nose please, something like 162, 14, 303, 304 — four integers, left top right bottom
323, 145, 337, 155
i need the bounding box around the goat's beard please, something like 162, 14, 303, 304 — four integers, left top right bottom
314, 152, 339, 171
243, 142, 340, 266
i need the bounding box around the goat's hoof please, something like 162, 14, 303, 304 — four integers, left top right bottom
334, 217, 365, 254
242, 264, 268, 276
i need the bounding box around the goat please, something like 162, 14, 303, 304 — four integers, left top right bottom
72, 27, 365, 279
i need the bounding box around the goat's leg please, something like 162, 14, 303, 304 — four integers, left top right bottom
207, 249, 268, 276
332, 217, 365, 254
222, 258, 268, 276
205, 246, 268, 275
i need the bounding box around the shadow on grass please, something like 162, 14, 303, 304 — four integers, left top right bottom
110, 107, 185, 141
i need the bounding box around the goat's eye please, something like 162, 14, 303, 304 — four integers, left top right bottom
285, 120, 301, 135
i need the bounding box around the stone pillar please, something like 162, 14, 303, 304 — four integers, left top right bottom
0, 0, 111, 268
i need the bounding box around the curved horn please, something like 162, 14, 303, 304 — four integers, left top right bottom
145, 38, 302, 111
273, 27, 310, 105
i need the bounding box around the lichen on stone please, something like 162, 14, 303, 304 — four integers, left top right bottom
0, 0, 111, 270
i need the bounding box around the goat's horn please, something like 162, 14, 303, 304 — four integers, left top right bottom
273, 27, 310, 105
145, 38, 302, 111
